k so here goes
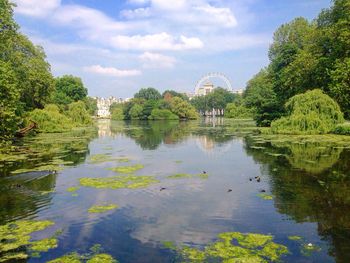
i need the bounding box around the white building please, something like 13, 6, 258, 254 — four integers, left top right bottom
195, 81, 215, 96
95, 96, 123, 118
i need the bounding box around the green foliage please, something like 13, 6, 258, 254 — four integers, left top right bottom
243, 69, 282, 126
134, 87, 162, 100
83, 97, 98, 116
110, 103, 125, 120
29, 104, 75, 133
149, 109, 179, 120
271, 89, 344, 134
162, 90, 188, 101
129, 104, 144, 119
191, 87, 236, 113
108, 164, 144, 174
67, 101, 93, 126
169, 97, 198, 119
332, 123, 350, 135
53, 75, 88, 105
329, 58, 350, 118
225, 103, 253, 119
0, 60, 20, 141
88, 204, 118, 213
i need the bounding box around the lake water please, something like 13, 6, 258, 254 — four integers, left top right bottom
1, 119, 350, 262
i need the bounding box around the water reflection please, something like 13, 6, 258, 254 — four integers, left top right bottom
1, 120, 350, 262
244, 136, 350, 262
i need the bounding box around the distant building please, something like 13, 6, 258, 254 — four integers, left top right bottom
233, 89, 244, 95
195, 81, 215, 96
95, 96, 124, 118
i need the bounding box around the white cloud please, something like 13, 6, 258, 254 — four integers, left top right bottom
121, 8, 151, 19
194, 4, 237, 28
152, 0, 187, 10
139, 52, 176, 68
14, 0, 61, 17
111, 32, 203, 51
84, 65, 141, 77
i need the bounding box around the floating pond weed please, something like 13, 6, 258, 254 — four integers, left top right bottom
257, 193, 274, 200
0, 220, 57, 261
88, 204, 118, 213
80, 175, 159, 189
174, 231, 289, 262
108, 164, 144, 174
167, 173, 209, 179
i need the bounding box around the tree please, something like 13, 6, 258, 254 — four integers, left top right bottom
169, 97, 198, 119
162, 90, 188, 101
129, 104, 144, 119
83, 97, 98, 116
271, 89, 344, 134
329, 58, 350, 119
244, 69, 282, 126
134, 87, 162, 100
66, 101, 93, 125
0, 60, 20, 141
54, 75, 88, 105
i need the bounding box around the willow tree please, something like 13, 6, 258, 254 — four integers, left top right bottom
271, 89, 344, 134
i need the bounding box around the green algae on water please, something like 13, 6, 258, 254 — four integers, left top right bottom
108, 164, 144, 174
88, 154, 114, 164
257, 193, 274, 200
161, 241, 177, 250
88, 204, 118, 213
67, 186, 80, 192
80, 175, 159, 190
11, 164, 64, 174
0, 220, 57, 262
48, 253, 82, 263
87, 254, 118, 263
167, 173, 208, 179
176, 231, 289, 262
288, 235, 303, 241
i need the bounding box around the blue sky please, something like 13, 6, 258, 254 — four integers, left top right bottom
13, 0, 331, 98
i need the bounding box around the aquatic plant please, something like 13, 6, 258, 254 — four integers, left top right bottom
301, 243, 321, 257
11, 164, 64, 174
87, 254, 117, 263
67, 186, 80, 192
80, 175, 159, 190
288, 236, 302, 241
108, 164, 144, 174
257, 193, 274, 200
88, 204, 118, 213
167, 173, 208, 179
0, 220, 57, 261
175, 231, 289, 262
48, 253, 82, 263
89, 154, 114, 164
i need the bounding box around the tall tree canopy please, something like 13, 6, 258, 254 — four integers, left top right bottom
134, 87, 162, 100
53, 75, 88, 105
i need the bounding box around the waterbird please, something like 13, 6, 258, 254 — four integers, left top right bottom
227, 189, 232, 192
203, 171, 207, 174
260, 189, 266, 193
160, 187, 166, 191
257, 178, 261, 183
249, 178, 253, 181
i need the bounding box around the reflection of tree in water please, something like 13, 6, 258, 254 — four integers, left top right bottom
0, 127, 98, 177
244, 136, 350, 262
110, 121, 192, 150
0, 173, 57, 225
272, 141, 343, 174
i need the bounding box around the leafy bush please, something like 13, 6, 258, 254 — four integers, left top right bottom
149, 109, 179, 120
111, 107, 124, 120
66, 101, 93, 125
129, 104, 144, 119
332, 123, 350, 135
169, 97, 198, 119
225, 103, 253, 119
271, 89, 344, 134
29, 104, 74, 133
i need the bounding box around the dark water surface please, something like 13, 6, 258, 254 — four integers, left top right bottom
1, 119, 350, 262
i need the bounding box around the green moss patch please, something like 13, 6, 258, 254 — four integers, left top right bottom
0, 220, 57, 261
175, 231, 289, 262
108, 164, 144, 174
88, 204, 118, 213
80, 175, 159, 190
301, 243, 321, 257
89, 154, 115, 164
167, 173, 208, 179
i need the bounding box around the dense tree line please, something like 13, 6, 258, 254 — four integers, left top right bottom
0, 0, 96, 143
110, 88, 198, 121
243, 0, 350, 127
